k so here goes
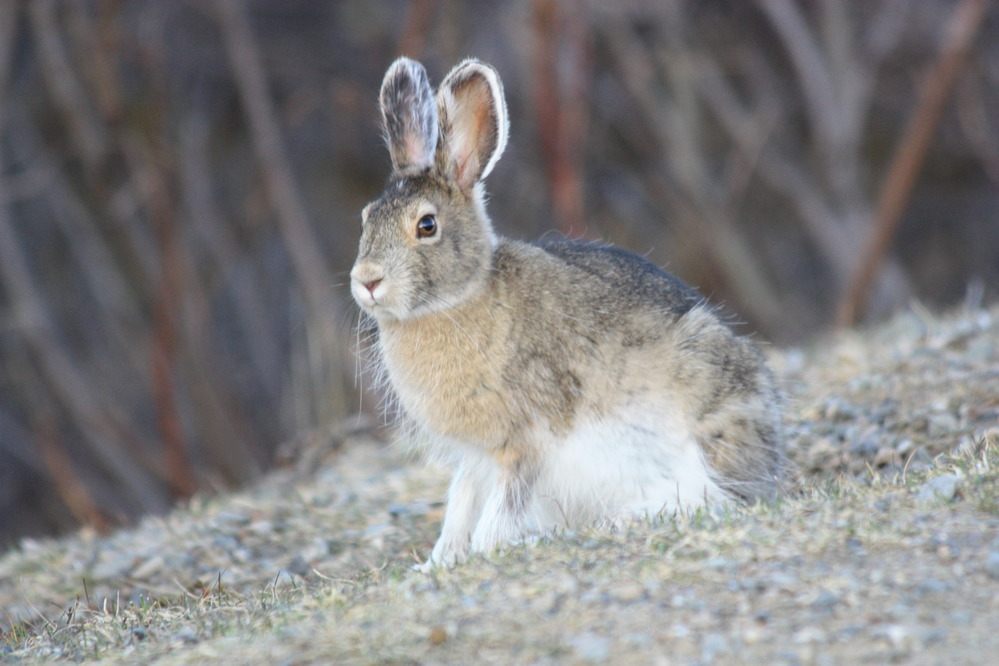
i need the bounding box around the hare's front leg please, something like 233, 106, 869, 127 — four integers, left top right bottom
423, 452, 491, 570
469, 454, 537, 553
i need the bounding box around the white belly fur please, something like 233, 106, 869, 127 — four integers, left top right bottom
461, 403, 727, 539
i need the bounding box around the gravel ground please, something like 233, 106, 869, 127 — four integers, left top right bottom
1, 304, 998, 664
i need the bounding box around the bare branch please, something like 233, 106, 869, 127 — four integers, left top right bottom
533, 0, 590, 237
215, 0, 339, 320
0, 5, 165, 516
27, 0, 108, 174
837, 0, 991, 326
396, 0, 441, 58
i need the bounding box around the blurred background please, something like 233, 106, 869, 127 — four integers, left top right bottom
0, 0, 996, 546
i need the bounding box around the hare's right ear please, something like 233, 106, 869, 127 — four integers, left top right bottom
436, 59, 509, 193
379, 57, 438, 174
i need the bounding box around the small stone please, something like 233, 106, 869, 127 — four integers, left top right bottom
949, 610, 973, 626
428, 625, 447, 646
810, 589, 839, 611
928, 413, 960, 439
129, 627, 148, 642
850, 434, 879, 458
824, 398, 857, 421
273, 569, 297, 586
701, 633, 730, 661
174, 627, 198, 645
923, 628, 948, 646
212, 536, 241, 553
215, 511, 250, 528
985, 551, 999, 579
873, 447, 899, 467
916, 475, 961, 504
531, 591, 560, 615
286, 554, 311, 578
361, 523, 395, 546
670, 623, 690, 638
248, 520, 274, 535
91, 553, 136, 580
765, 571, 798, 591
233, 547, 254, 563
388, 502, 432, 518
705, 557, 736, 571
916, 578, 951, 595
887, 602, 915, 621
568, 632, 612, 662
879, 624, 916, 652
965, 337, 995, 362
623, 632, 651, 647
793, 626, 828, 644
611, 582, 645, 602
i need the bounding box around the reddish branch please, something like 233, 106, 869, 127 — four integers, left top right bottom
533, 0, 590, 238
836, 0, 991, 326
396, 0, 440, 57
142, 139, 197, 500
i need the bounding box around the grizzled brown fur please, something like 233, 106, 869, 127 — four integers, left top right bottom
351, 58, 785, 568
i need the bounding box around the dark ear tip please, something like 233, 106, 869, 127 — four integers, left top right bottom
384, 57, 428, 84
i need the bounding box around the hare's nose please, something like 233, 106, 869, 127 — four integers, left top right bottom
350, 265, 385, 298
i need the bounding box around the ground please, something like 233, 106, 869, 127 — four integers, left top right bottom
1, 304, 998, 665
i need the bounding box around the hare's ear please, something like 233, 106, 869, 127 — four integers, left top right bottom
436, 59, 509, 192
380, 57, 438, 174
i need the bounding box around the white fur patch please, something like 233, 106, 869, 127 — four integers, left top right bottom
424, 404, 726, 566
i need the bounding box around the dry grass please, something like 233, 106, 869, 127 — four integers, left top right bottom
3, 305, 999, 665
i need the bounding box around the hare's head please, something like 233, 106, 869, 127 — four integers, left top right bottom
350, 58, 509, 321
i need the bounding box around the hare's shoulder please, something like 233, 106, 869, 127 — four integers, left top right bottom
492, 237, 701, 315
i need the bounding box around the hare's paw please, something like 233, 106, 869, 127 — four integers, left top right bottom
413, 548, 464, 574
469, 506, 524, 553
423, 535, 468, 571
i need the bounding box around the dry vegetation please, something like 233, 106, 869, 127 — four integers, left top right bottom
2, 304, 998, 664
2, 0, 998, 548
1, 2, 997, 662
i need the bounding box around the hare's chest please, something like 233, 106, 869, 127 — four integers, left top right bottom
379, 319, 512, 447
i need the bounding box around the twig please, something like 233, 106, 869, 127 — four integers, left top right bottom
179, 113, 282, 398
26, 0, 108, 175
836, 0, 991, 326
32, 405, 112, 534
532, 0, 590, 238
216, 0, 349, 430
0, 1, 166, 515
396, 0, 440, 58
599, 12, 785, 327
215, 0, 338, 320
124, 132, 196, 499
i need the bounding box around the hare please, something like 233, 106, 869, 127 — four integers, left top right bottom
350, 57, 784, 568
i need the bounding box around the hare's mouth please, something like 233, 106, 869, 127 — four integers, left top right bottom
350, 279, 381, 310
350, 262, 390, 313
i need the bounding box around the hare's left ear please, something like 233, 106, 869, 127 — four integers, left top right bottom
380, 57, 438, 174
436, 59, 509, 192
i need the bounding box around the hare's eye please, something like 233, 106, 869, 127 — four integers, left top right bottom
416, 214, 437, 238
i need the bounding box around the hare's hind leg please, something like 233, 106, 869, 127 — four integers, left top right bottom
469, 450, 539, 554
